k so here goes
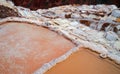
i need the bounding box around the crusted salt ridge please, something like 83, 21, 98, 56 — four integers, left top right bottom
50, 19, 120, 61
0, 0, 15, 9
34, 46, 80, 74
0, 17, 42, 26
0, 17, 120, 74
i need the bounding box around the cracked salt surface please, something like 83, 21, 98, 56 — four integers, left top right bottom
0, 21, 75, 74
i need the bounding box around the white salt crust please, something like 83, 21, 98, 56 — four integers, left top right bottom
0, 17, 120, 74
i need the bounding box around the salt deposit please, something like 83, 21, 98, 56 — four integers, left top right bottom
0, 0, 120, 74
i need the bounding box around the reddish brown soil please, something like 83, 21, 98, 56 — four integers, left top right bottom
0, 5, 19, 18
11, 0, 120, 10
